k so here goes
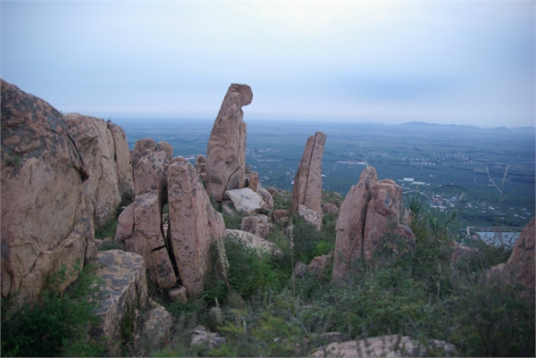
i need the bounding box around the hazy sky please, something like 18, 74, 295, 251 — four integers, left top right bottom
1, 1, 534, 127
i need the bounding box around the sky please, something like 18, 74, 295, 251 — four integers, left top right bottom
1, 1, 534, 128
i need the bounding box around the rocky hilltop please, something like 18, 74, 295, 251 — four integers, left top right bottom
1, 79, 533, 356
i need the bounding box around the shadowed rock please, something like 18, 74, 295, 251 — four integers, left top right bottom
90, 250, 148, 356
1, 80, 94, 303
167, 158, 226, 296
206, 84, 252, 201
65, 113, 122, 227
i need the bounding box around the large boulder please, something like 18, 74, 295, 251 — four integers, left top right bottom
310, 335, 456, 357
115, 202, 135, 243
290, 131, 327, 227
1, 80, 94, 303
126, 190, 177, 289
90, 250, 148, 357
139, 301, 174, 352
167, 158, 226, 296
332, 167, 376, 282
133, 150, 170, 201
206, 84, 252, 201
65, 113, 122, 227
332, 167, 415, 282
486, 217, 535, 301
241, 215, 272, 239
225, 187, 267, 215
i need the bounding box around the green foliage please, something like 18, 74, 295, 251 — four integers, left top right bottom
4, 156, 22, 167
291, 213, 337, 264
272, 190, 291, 211
95, 216, 118, 239
224, 238, 288, 300
1, 263, 106, 357
221, 211, 243, 230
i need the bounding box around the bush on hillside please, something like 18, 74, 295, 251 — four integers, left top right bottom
1, 263, 106, 357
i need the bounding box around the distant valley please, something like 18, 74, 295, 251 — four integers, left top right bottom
114, 118, 535, 235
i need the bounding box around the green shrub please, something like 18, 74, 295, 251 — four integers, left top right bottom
1, 263, 106, 357
95, 216, 118, 239
224, 238, 287, 300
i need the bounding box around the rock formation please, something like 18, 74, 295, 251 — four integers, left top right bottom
206, 84, 252, 201
90, 250, 148, 356
291, 131, 327, 229
332, 167, 415, 282
167, 157, 226, 296
126, 190, 177, 289
107, 121, 135, 201
486, 217, 535, 301
241, 215, 272, 239
1, 80, 94, 303
195, 154, 208, 181
225, 187, 268, 215
65, 113, 123, 227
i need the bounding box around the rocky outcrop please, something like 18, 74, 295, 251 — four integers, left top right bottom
241, 215, 272, 239
115, 202, 135, 243
206, 84, 252, 201
195, 154, 208, 181
167, 158, 226, 296
191, 325, 226, 349
1, 80, 94, 303
272, 209, 290, 225
332, 167, 415, 282
126, 190, 177, 289
310, 335, 456, 357
139, 301, 174, 352
486, 217, 535, 301
65, 113, 122, 227
107, 121, 135, 201
90, 250, 148, 357
291, 131, 327, 228
225, 229, 282, 257
133, 150, 170, 200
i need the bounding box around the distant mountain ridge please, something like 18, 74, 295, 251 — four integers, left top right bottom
399, 121, 534, 131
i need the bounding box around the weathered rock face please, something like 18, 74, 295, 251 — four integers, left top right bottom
90, 250, 148, 357
310, 335, 457, 358
139, 302, 174, 352
167, 158, 226, 296
126, 190, 177, 289
291, 131, 327, 227
195, 154, 208, 181
241, 215, 272, 239
115, 202, 135, 243
206, 84, 252, 201
155, 141, 173, 160
486, 217, 535, 301
298, 204, 322, 230
107, 121, 135, 201
133, 150, 170, 202
272, 209, 290, 225
1, 80, 94, 303
332, 167, 415, 282
65, 113, 122, 227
